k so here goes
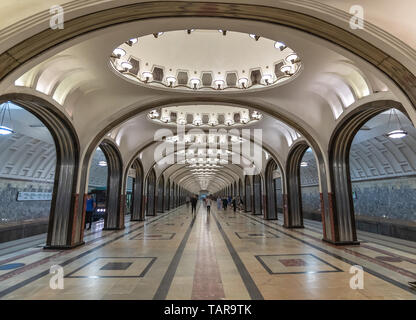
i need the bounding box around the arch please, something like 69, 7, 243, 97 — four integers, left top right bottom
253, 174, 263, 215
99, 139, 124, 230
145, 168, 157, 216
328, 100, 406, 244
265, 159, 279, 220
130, 159, 144, 221
156, 174, 165, 213
0, 93, 81, 249
165, 178, 170, 211
170, 182, 175, 209
285, 142, 309, 229
244, 175, 252, 212
4, 0, 416, 247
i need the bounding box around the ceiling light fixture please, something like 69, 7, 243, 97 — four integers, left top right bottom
0, 101, 14, 135
249, 34, 260, 41
112, 48, 126, 58
121, 61, 133, 72
251, 111, 262, 120
385, 108, 408, 139
142, 71, 153, 82
126, 38, 138, 46
214, 80, 225, 90
218, 29, 227, 36
386, 129, 407, 139
153, 32, 164, 38
286, 53, 300, 64
190, 78, 200, 90
300, 162, 308, 167
238, 77, 249, 89
274, 41, 287, 51
262, 74, 273, 85
166, 76, 177, 87
98, 161, 108, 167
280, 65, 293, 75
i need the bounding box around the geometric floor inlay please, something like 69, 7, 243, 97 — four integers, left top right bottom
235, 231, 279, 239
129, 233, 176, 240
255, 254, 343, 274
66, 257, 157, 278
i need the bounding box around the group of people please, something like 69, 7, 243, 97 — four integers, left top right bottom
216, 196, 243, 212
185, 194, 243, 218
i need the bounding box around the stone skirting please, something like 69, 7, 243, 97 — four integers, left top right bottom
302, 211, 416, 242
0, 219, 48, 243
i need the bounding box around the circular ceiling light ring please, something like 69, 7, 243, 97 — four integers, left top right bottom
110, 30, 302, 92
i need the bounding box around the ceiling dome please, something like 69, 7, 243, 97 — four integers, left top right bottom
110, 29, 302, 92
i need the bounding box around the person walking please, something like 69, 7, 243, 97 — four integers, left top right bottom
186, 195, 190, 209
222, 197, 228, 210
191, 195, 198, 218
206, 197, 212, 215
232, 197, 237, 213
217, 197, 222, 210
85, 194, 96, 230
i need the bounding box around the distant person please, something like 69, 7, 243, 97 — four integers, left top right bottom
232, 197, 237, 213
85, 194, 96, 230
206, 197, 212, 215
222, 197, 228, 210
186, 195, 190, 209
191, 195, 198, 217
217, 197, 222, 210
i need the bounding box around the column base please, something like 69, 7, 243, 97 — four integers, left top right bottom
264, 217, 278, 220
130, 218, 144, 222
44, 241, 85, 250
322, 238, 360, 246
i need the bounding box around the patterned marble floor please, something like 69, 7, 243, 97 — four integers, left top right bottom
0, 205, 415, 300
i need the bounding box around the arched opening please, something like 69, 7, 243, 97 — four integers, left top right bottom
329, 102, 416, 243
239, 179, 243, 197
170, 182, 175, 209
145, 168, 156, 216
86, 146, 108, 231
244, 175, 252, 212
0, 96, 80, 249
300, 148, 322, 225
285, 143, 309, 228
233, 181, 237, 197
130, 159, 144, 221
253, 174, 262, 215
98, 140, 124, 230
265, 159, 282, 220
165, 179, 170, 211
157, 175, 165, 213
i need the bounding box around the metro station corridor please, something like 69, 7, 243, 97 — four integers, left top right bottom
0, 1, 416, 303
1, 204, 415, 300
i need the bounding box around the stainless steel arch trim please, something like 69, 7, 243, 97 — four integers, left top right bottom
0, 93, 81, 248
328, 100, 407, 244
